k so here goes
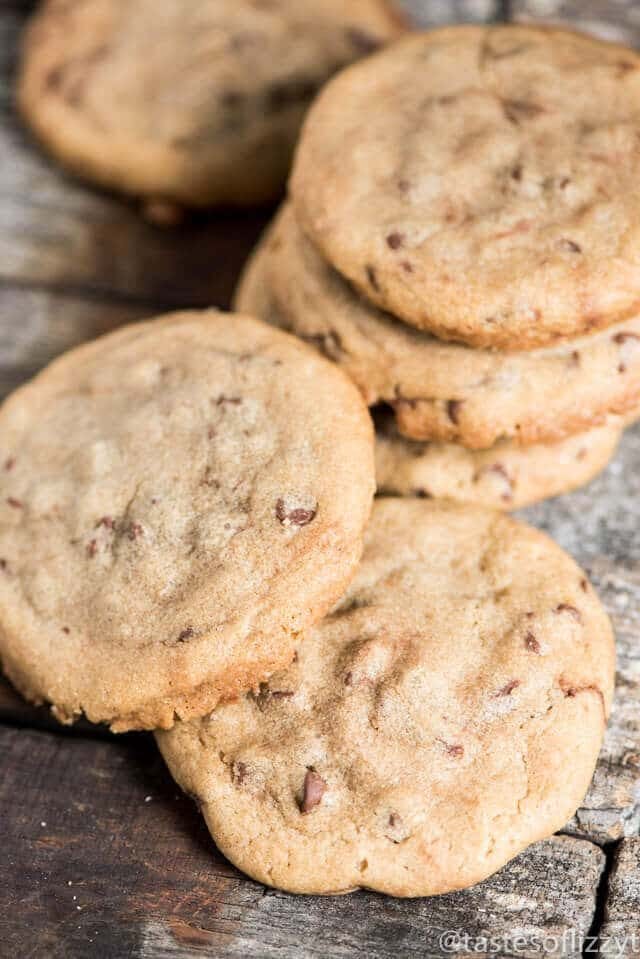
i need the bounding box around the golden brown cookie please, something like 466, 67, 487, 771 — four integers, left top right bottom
158, 499, 614, 896
235, 205, 640, 448
373, 407, 624, 508
18, 0, 403, 213
291, 25, 640, 350
0, 311, 374, 731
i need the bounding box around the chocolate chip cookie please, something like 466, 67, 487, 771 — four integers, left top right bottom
18, 0, 402, 214
374, 407, 624, 508
158, 499, 614, 896
291, 25, 640, 350
235, 205, 640, 449
0, 310, 374, 731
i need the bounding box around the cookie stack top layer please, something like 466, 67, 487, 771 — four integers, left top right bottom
158, 498, 615, 897
18, 0, 403, 207
0, 311, 374, 731
291, 25, 640, 350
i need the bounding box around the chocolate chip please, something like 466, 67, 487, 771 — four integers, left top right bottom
365, 265, 380, 291
397, 179, 410, 193
616, 59, 637, 76
253, 683, 294, 708
0, 559, 7, 572
558, 239, 582, 253
502, 99, 546, 125
275, 499, 317, 528
555, 603, 582, 624
86, 539, 98, 558
231, 761, 248, 787
300, 769, 326, 813
613, 332, 640, 345
45, 63, 66, 92
580, 578, 589, 592
441, 741, 464, 758
62, 626, 70, 635
6, 497, 22, 509
386, 232, 404, 250
496, 679, 521, 697
4, 458, 15, 471
511, 164, 523, 181
569, 350, 581, 367
401, 261, 414, 273
559, 678, 605, 712
177, 627, 194, 643
525, 632, 541, 654
346, 27, 382, 55
447, 400, 463, 425
385, 811, 409, 843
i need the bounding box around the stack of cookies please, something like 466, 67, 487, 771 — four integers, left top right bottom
0, 310, 615, 896
237, 25, 640, 510
0, 14, 625, 901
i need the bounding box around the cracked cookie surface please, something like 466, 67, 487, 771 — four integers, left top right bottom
17, 0, 402, 210
374, 407, 625, 509
235, 205, 640, 448
157, 499, 614, 896
291, 25, 640, 350
0, 310, 374, 731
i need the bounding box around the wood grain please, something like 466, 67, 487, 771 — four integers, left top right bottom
0, 1, 639, 954
400, 0, 503, 26
0, 726, 606, 959
512, 0, 640, 44
600, 840, 640, 958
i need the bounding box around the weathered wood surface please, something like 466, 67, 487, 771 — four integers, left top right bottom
0, 726, 606, 959
400, 0, 503, 26
512, 0, 640, 44
1, 1, 639, 957
600, 840, 640, 958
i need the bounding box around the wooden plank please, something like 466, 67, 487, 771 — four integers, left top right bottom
0, 284, 151, 399
599, 840, 640, 958
0, 117, 269, 309
0, 726, 605, 959
511, 1, 640, 45
400, 0, 503, 26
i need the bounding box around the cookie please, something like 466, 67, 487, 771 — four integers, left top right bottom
235, 205, 640, 449
0, 310, 374, 732
374, 408, 624, 509
291, 25, 640, 350
17, 0, 403, 214
157, 499, 614, 897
